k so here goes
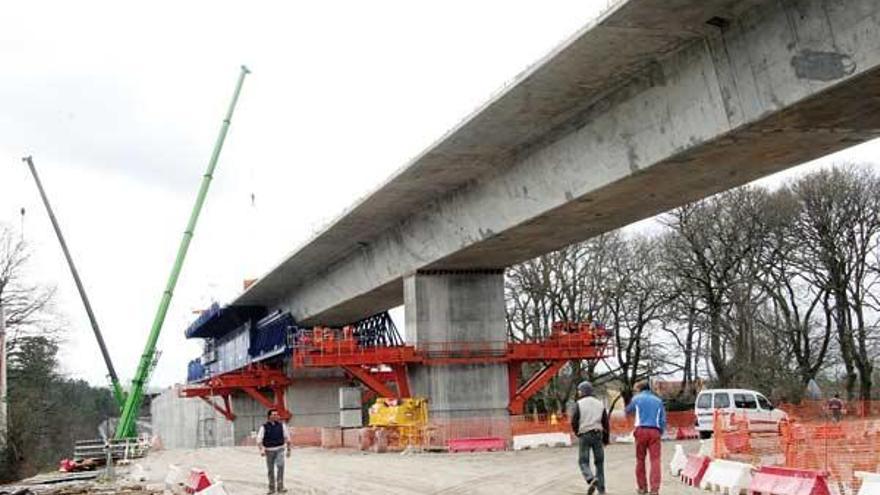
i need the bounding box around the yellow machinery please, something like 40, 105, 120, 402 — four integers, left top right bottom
368, 398, 429, 449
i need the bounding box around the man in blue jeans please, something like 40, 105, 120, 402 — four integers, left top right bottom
626, 382, 667, 495
570, 381, 610, 494
257, 409, 292, 494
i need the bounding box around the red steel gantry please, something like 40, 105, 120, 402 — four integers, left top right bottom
292, 321, 611, 415
179, 364, 292, 421
180, 321, 610, 419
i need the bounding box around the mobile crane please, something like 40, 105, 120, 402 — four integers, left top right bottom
23, 65, 250, 439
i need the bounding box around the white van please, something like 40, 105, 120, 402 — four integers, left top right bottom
694, 389, 787, 438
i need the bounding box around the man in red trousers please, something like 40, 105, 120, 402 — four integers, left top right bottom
625, 382, 667, 495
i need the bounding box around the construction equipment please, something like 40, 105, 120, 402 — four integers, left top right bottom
290, 318, 611, 414
21, 155, 126, 407
114, 65, 250, 439
368, 397, 429, 450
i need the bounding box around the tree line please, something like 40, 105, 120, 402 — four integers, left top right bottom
506, 165, 880, 411
0, 226, 116, 482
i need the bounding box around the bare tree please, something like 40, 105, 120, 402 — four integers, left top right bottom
602, 235, 671, 406
505, 233, 619, 411
660, 283, 703, 398
792, 166, 880, 399
662, 187, 773, 386
0, 224, 56, 350
755, 189, 832, 388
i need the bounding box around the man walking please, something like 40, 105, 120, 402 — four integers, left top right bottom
625, 382, 667, 495
570, 380, 609, 495
257, 409, 292, 494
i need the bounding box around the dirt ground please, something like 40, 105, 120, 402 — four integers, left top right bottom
139, 440, 703, 495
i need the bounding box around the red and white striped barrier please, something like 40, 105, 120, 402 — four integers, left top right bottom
748, 466, 830, 495
680, 454, 711, 487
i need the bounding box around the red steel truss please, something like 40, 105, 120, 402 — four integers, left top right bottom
292, 321, 611, 414
180, 322, 610, 420
179, 364, 292, 421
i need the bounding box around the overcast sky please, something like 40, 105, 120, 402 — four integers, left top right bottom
1, 1, 878, 389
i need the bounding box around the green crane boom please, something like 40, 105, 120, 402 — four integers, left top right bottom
21, 156, 127, 408
115, 66, 250, 439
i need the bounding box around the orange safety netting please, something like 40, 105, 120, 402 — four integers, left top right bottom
713, 408, 880, 494
778, 400, 880, 421
607, 410, 696, 437
510, 413, 572, 436
425, 416, 514, 448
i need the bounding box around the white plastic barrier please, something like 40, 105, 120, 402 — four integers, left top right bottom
700, 459, 753, 494
669, 444, 688, 476
856, 472, 880, 495
512, 432, 572, 451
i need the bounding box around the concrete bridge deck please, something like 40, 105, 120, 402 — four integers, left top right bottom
234, 0, 880, 326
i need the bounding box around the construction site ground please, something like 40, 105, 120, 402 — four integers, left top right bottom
140, 440, 700, 494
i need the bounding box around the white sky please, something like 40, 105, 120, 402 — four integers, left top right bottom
1, 1, 878, 389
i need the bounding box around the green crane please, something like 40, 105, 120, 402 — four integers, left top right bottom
21, 156, 127, 407
115, 65, 250, 439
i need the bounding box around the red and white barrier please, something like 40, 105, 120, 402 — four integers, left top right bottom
748, 466, 830, 495
512, 432, 571, 451
700, 459, 753, 494
198, 481, 228, 495
680, 454, 711, 487
669, 444, 687, 476
184, 468, 212, 494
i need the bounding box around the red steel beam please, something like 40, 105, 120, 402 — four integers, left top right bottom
342, 365, 400, 399
508, 360, 567, 415
199, 395, 236, 421
242, 386, 291, 420
391, 364, 411, 398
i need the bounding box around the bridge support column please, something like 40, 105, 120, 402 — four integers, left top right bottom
404, 270, 509, 420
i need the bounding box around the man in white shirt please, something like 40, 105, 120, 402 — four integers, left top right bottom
570, 380, 610, 495
256, 409, 292, 494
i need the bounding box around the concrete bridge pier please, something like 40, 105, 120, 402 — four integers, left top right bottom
404, 270, 509, 420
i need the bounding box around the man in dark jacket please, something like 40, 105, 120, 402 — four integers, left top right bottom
570, 380, 610, 495
257, 409, 291, 494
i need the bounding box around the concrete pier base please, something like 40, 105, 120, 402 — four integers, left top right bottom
404, 270, 509, 419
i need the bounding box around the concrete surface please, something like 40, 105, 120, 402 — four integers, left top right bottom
404, 271, 509, 419
150, 387, 234, 449
230, 0, 880, 326
153, 369, 349, 444
140, 440, 703, 494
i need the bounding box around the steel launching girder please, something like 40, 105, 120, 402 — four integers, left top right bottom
179, 364, 292, 420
